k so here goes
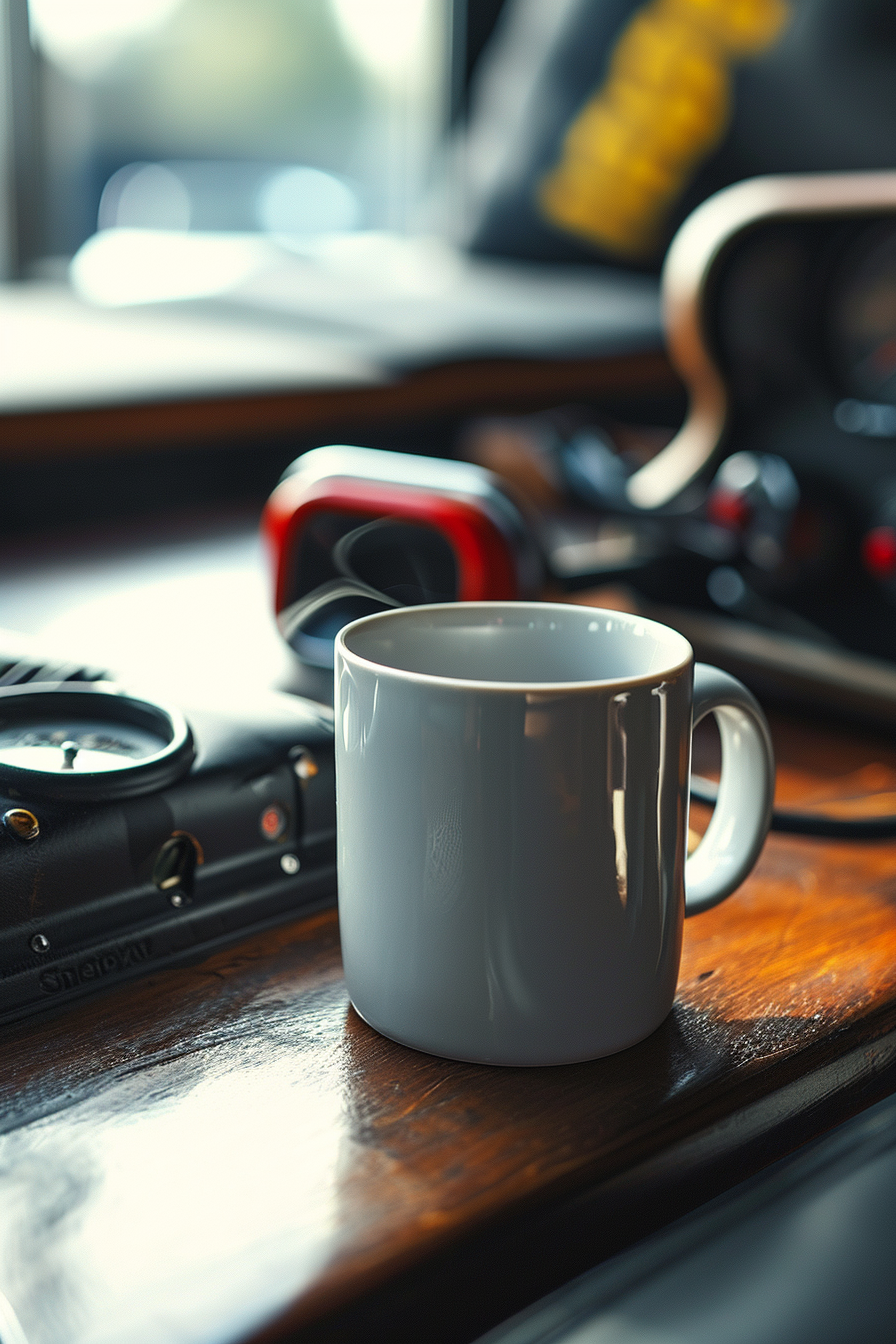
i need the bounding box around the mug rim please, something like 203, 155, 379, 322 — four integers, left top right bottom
335, 601, 693, 693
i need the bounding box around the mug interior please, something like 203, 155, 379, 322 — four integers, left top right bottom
339, 603, 691, 686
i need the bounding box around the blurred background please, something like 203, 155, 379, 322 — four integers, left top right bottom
4, 0, 896, 673
3, 0, 462, 272
5, 16, 896, 1341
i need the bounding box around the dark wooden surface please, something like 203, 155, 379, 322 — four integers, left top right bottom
0, 351, 677, 461
2, 707, 896, 1344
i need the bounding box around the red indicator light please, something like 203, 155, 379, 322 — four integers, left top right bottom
260, 804, 287, 841
862, 526, 896, 577
707, 487, 751, 531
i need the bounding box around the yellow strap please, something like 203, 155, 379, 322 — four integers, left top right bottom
539, 0, 792, 259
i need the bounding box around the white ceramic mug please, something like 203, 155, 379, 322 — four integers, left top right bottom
334, 602, 774, 1066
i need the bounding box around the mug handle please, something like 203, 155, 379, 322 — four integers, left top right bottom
685, 664, 775, 917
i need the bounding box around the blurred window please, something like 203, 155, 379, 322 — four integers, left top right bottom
4, 0, 451, 271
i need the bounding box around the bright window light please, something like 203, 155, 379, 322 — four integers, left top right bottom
256, 167, 359, 236
99, 163, 193, 231
28, 0, 186, 77
69, 229, 270, 306
330, 0, 431, 84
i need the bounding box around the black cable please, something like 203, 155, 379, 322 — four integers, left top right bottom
690, 775, 896, 839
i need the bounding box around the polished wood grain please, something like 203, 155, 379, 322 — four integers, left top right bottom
2, 708, 896, 1344
0, 351, 678, 462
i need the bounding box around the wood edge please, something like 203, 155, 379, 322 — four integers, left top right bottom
255, 1003, 896, 1344
0, 351, 678, 462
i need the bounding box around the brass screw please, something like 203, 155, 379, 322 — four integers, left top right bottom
3, 808, 40, 841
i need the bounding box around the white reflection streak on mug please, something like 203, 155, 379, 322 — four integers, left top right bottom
334, 603, 774, 1066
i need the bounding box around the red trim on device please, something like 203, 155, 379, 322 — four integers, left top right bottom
262, 473, 521, 613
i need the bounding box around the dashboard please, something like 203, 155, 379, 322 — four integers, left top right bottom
831, 221, 896, 407
628, 174, 896, 662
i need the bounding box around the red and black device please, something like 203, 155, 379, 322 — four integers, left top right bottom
262, 445, 543, 679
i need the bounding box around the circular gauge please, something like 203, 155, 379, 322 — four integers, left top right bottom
830, 222, 896, 405
0, 682, 193, 801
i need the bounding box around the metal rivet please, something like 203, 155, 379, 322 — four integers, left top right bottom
3, 808, 40, 841
30, 933, 50, 954
289, 748, 319, 781
169, 891, 185, 908
280, 853, 300, 875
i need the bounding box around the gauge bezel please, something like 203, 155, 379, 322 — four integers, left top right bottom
630, 172, 896, 508
0, 682, 194, 801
